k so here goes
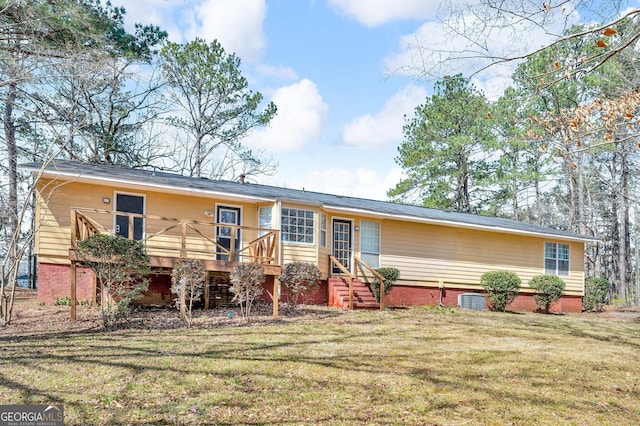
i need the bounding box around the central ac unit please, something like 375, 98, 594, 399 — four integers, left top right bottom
458, 293, 486, 310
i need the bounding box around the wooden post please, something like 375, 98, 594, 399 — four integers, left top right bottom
272, 276, 279, 319
70, 260, 77, 322
181, 222, 187, 258
349, 276, 354, 310
379, 278, 385, 311
204, 273, 210, 309
128, 215, 134, 240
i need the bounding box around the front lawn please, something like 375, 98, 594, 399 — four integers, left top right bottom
1, 304, 638, 425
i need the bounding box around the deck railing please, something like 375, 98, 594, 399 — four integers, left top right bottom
70, 208, 280, 266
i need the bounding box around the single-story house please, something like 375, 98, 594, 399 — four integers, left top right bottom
22, 160, 597, 315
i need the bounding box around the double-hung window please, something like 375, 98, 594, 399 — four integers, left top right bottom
258, 206, 273, 236
544, 242, 569, 276
281, 208, 314, 244
360, 220, 380, 268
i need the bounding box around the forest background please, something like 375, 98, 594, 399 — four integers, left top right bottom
1, 0, 639, 310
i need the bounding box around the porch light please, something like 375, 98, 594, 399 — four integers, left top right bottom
102, 197, 110, 204
204, 210, 214, 218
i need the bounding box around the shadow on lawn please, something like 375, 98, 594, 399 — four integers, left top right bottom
3, 307, 640, 424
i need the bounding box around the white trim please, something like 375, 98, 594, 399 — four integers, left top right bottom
114, 191, 146, 240
359, 219, 380, 269
331, 217, 354, 273
215, 203, 243, 261
543, 241, 571, 277
281, 207, 315, 245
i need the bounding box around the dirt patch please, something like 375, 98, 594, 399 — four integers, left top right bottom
595, 305, 640, 322
0, 290, 342, 337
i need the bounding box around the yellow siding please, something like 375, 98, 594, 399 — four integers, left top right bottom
35, 178, 586, 296
36, 179, 267, 265
381, 220, 585, 296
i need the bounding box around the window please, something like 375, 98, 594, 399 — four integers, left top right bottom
545, 242, 569, 276
281, 208, 314, 244
360, 220, 380, 268
320, 214, 327, 247
258, 206, 272, 234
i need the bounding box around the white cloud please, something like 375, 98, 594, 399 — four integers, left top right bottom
245, 79, 328, 152
340, 85, 426, 148
255, 64, 299, 82
286, 166, 405, 201
328, 0, 439, 27
186, 0, 267, 62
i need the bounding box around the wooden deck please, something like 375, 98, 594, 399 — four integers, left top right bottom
68, 208, 282, 320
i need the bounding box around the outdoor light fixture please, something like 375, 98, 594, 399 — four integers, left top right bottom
354, 226, 360, 231
204, 210, 214, 218
103, 197, 111, 204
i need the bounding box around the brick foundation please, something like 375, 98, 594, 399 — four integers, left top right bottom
38, 262, 95, 305
37, 262, 583, 312
386, 284, 583, 313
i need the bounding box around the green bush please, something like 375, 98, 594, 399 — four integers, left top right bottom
583, 277, 609, 312
480, 271, 521, 312
370, 267, 400, 303
55, 296, 71, 306
76, 234, 150, 328
529, 275, 566, 313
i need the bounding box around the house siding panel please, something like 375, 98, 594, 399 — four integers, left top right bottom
380, 221, 584, 296
36, 179, 267, 264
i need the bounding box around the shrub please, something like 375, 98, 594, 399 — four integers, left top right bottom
279, 262, 321, 306
370, 267, 400, 303
229, 263, 265, 323
583, 277, 609, 312
55, 296, 71, 306
75, 234, 150, 328
480, 270, 521, 312
171, 259, 207, 327
529, 275, 566, 313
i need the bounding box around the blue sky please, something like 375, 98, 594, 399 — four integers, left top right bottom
117, 0, 639, 200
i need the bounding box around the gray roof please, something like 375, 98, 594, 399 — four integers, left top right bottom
22, 160, 596, 242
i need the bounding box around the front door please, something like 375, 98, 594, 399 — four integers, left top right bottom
216, 206, 241, 261
115, 193, 144, 241
332, 219, 352, 274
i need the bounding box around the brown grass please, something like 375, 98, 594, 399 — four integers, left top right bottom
1, 300, 639, 425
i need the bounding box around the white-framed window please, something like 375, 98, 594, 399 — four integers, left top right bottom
259, 206, 273, 230
545, 242, 569, 276
360, 220, 380, 268
281, 208, 314, 244
320, 213, 327, 247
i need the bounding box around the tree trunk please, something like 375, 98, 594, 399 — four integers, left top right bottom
3, 81, 18, 286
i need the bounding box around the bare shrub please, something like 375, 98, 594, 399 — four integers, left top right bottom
279, 262, 321, 307
229, 263, 265, 323
171, 259, 207, 327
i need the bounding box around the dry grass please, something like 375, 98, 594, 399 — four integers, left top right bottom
1, 300, 639, 425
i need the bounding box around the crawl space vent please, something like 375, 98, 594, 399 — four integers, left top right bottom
457, 293, 486, 310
